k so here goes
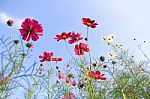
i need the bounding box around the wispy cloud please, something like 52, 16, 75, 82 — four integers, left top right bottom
0, 12, 24, 28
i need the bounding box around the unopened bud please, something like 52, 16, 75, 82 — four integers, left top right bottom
7, 20, 14, 26
14, 40, 19, 44
100, 56, 105, 61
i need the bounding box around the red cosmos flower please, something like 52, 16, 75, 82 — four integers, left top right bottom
19, 18, 43, 41
68, 31, 83, 44
55, 32, 71, 41
82, 18, 98, 28
88, 70, 106, 80
52, 57, 62, 62
94, 70, 106, 80
39, 52, 53, 62
74, 43, 89, 55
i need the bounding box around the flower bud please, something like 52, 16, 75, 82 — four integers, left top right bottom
78, 82, 84, 89
14, 40, 19, 44
84, 37, 88, 41
21, 53, 26, 57
112, 61, 117, 65
100, 56, 105, 61
92, 63, 97, 66
26, 43, 32, 48
68, 74, 74, 78
7, 20, 14, 26
56, 66, 59, 69
103, 65, 107, 68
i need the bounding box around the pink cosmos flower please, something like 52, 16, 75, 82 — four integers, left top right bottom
74, 43, 89, 55
58, 72, 65, 79
19, 18, 43, 41
65, 76, 71, 83
39, 52, 53, 62
71, 80, 77, 86
68, 31, 83, 44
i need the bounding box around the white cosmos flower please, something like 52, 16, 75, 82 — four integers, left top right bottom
102, 34, 116, 44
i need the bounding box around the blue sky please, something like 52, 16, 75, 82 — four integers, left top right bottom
0, 0, 150, 60
1, 0, 150, 59
0, 0, 150, 98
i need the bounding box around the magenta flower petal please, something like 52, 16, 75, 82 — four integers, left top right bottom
19, 18, 43, 41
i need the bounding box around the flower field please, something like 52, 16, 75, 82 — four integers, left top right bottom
0, 17, 149, 99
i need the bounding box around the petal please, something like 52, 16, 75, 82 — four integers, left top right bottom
31, 34, 39, 41
19, 29, 27, 36
95, 71, 101, 75
21, 18, 32, 29
22, 34, 31, 41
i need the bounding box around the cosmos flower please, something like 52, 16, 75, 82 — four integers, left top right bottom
94, 70, 106, 80
65, 76, 71, 83
19, 18, 43, 41
58, 72, 65, 79
102, 34, 115, 44
39, 52, 53, 62
88, 69, 106, 80
68, 31, 83, 44
138, 67, 144, 73
55, 32, 71, 41
74, 43, 89, 55
71, 80, 77, 86
82, 18, 98, 28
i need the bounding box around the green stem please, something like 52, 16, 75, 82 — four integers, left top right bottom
86, 27, 92, 69
138, 45, 150, 61
10, 26, 12, 41
47, 62, 52, 99
65, 83, 69, 96
111, 44, 148, 98
9, 53, 25, 77
2, 44, 18, 75
64, 40, 79, 66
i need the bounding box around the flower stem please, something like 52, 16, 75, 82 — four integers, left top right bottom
64, 40, 79, 66
10, 26, 12, 41
86, 27, 92, 69
47, 62, 52, 99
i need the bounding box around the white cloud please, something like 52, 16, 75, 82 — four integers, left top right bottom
0, 12, 24, 28
0, 12, 13, 23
